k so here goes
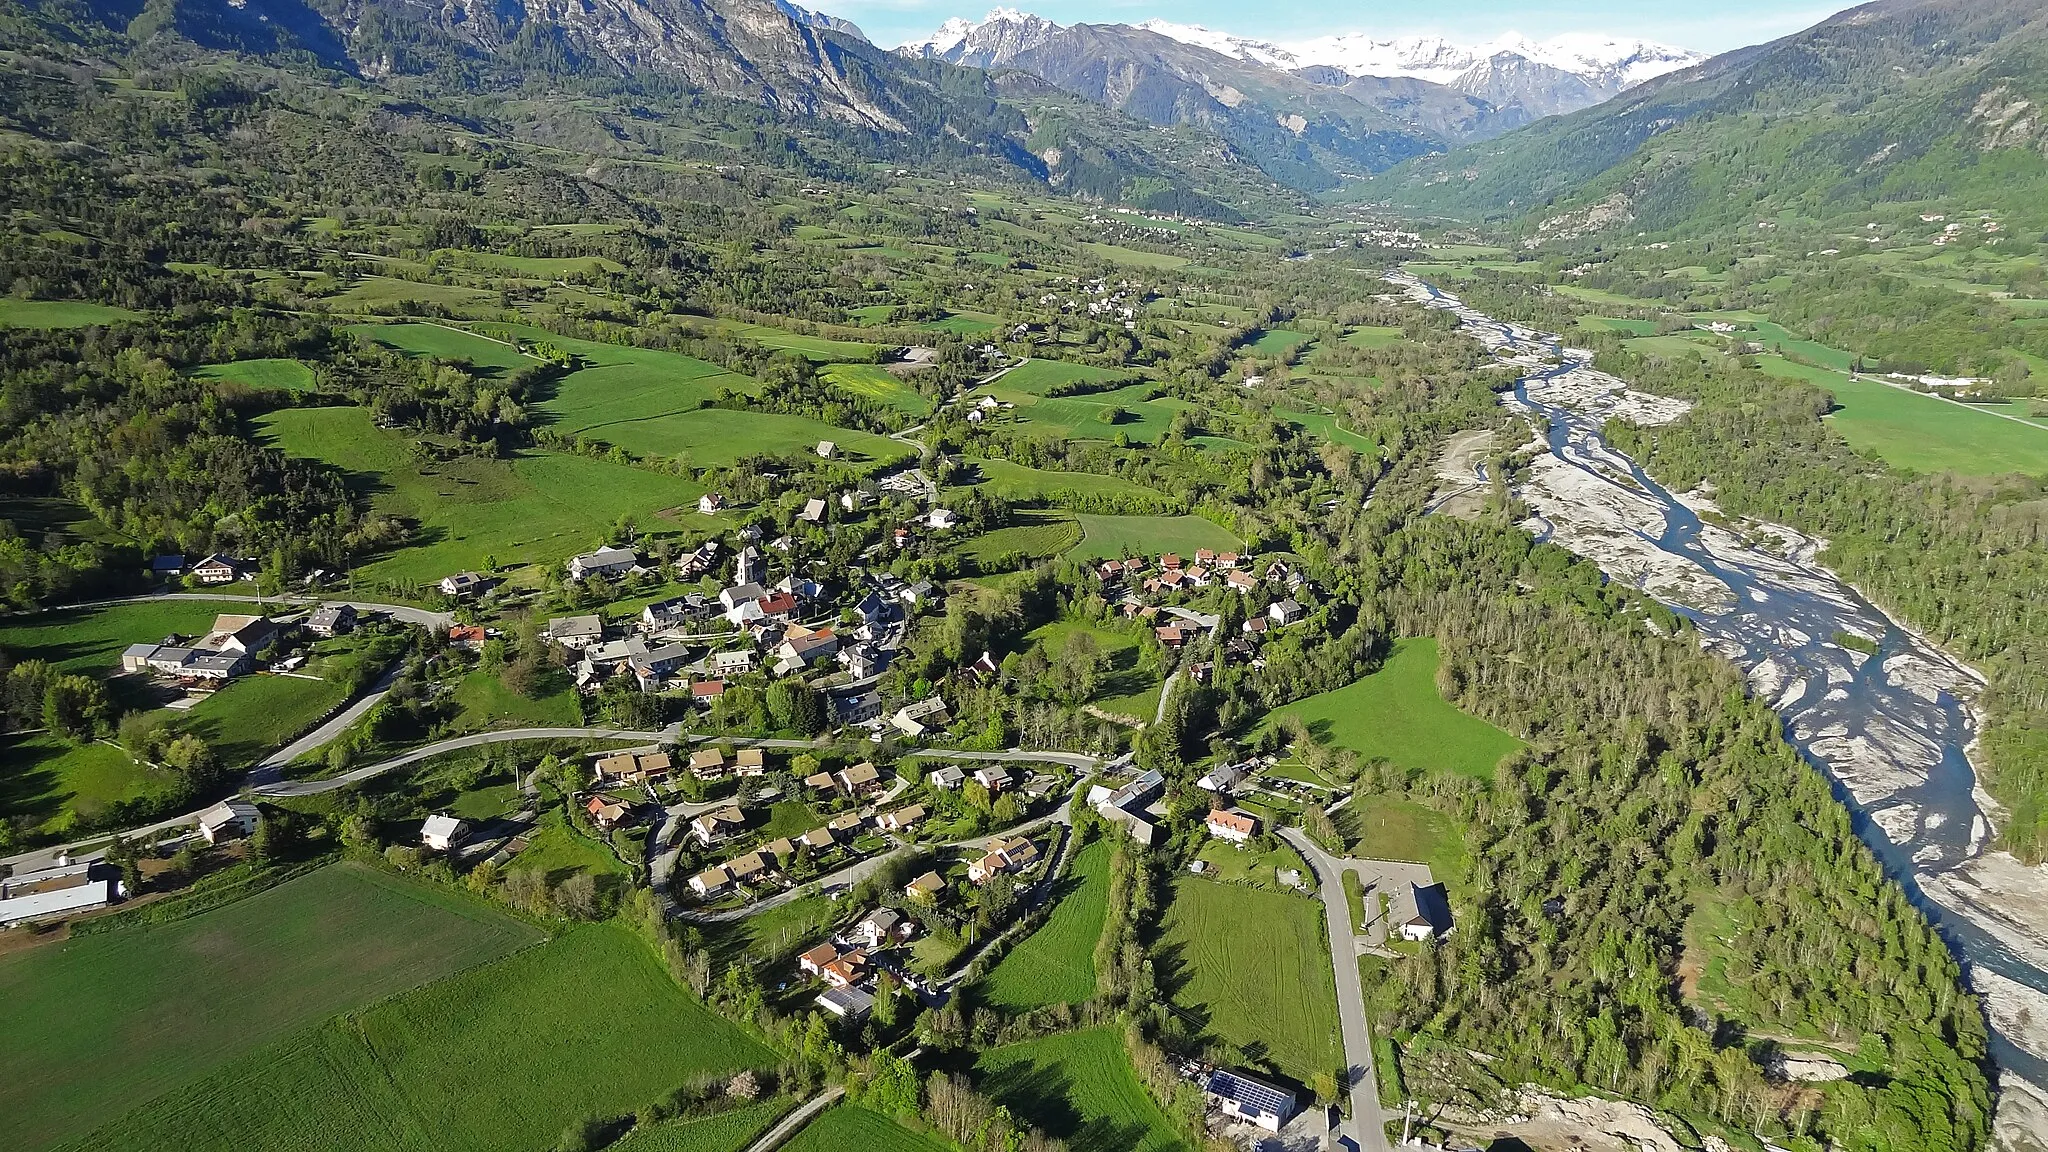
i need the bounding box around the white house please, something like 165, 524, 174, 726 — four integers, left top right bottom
1268, 599, 1305, 626
926, 765, 966, 790
568, 546, 637, 581
816, 440, 836, 459
697, 493, 726, 515
891, 696, 951, 738
926, 508, 959, 532
1391, 881, 1454, 942
198, 800, 260, 844
438, 572, 485, 598
421, 814, 467, 852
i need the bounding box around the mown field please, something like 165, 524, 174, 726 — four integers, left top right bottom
974, 1026, 1187, 1152
192, 358, 317, 392
257, 406, 709, 582
609, 1100, 793, 1152
782, 1105, 952, 1152
1266, 638, 1523, 779
3, 864, 543, 1152
68, 920, 772, 1152
817, 363, 930, 415
1246, 328, 1314, 356
179, 671, 354, 767
0, 599, 229, 674
1335, 794, 1472, 893
996, 358, 1130, 396
0, 298, 141, 327
1279, 409, 1378, 455
954, 511, 1083, 567
1759, 355, 2048, 477
978, 837, 1111, 1010
994, 383, 1185, 445
1066, 514, 1242, 560
351, 321, 531, 373
952, 458, 1162, 504
712, 320, 880, 361
1153, 878, 1340, 1087
1, 732, 178, 836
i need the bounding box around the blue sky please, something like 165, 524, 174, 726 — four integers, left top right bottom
827, 0, 1841, 53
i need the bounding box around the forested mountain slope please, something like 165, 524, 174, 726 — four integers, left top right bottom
1383, 0, 2048, 237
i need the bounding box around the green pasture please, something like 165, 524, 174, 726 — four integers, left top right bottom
1066, 514, 1241, 561
955, 512, 1083, 567
783, 1105, 950, 1152
974, 1027, 1187, 1152
192, 358, 318, 392
350, 322, 532, 373
1081, 243, 1189, 270
817, 363, 931, 415
612, 1101, 794, 1152
996, 358, 1130, 396
0, 733, 177, 837
1759, 356, 2048, 477
1335, 795, 1471, 894
1264, 638, 1523, 780
0, 299, 141, 327
978, 837, 1112, 1011
4, 864, 541, 1152
952, 458, 1161, 504
712, 320, 880, 361
1154, 878, 1340, 1086
1341, 326, 1403, 349
1246, 328, 1314, 357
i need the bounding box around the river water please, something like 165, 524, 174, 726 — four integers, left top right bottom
1388, 272, 2048, 1142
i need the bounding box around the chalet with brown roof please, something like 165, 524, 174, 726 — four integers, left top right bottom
906, 871, 946, 902
1160, 553, 1182, 571
798, 942, 841, 976
1155, 625, 1187, 648
828, 812, 865, 836
820, 951, 868, 989
760, 837, 796, 861
881, 804, 926, 832
595, 752, 640, 783
688, 866, 730, 896
803, 771, 838, 793
1225, 570, 1257, 593
969, 835, 1040, 884
692, 680, 727, 701
836, 762, 883, 796
688, 748, 727, 780
801, 826, 837, 850
691, 806, 746, 847
724, 851, 770, 883
586, 795, 633, 829
734, 748, 767, 776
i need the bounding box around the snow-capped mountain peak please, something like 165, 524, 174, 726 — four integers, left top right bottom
899, 8, 1065, 60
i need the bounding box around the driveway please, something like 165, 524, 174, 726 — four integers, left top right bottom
1280, 828, 1392, 1152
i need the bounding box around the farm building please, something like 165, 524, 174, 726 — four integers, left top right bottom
568, 546, 638, 581
198, 800, 260, 844
817, 985, 875, 1020
0, 861, 124, 927
190, 553, 252, 584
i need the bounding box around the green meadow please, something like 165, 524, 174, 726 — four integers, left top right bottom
996, 358, 1131, 395
1266, 638, 1524, 780
1154, 878, 1340, 1086
1759, 356, 2048, 477
68, 919, 771, 1152
0, 299, 141, 327
975, 1027, 1187, 1152
4, 864, 542, 1152
1066, 514, 1242, 560
192, 358, 318, 392
257, 406, 710, 581
978, 837, 1113, 1011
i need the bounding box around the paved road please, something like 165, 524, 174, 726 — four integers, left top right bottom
253, 725, 683, 797
742, 1086, 843, 1152
248, 663, 403, 783
1281, 827, 1391, 1152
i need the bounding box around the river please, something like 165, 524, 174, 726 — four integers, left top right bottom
1388, 271, 2048, 1146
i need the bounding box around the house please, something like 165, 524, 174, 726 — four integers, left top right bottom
900, 580, 937, 608
734, 748, 767, 776
816, 440, 836, 459
853, 907, 910, 948
1203, 1068, 1297, 1133
711, 650, 755, 676
689, 866, 731, 897
0, 861, 124, 927
759, 837, 796, 862
799, 498, 827, 525
803, 771, 838, 794
151, 554, 186, 577
926, 508, 959, 531
880, 804, 926, 833
1159, 553, 1182, 572
816, 986, 875, 1020
828, 811, 864, 837
643, 595, 709, 631
1225, 570, 1257, 593
1154, 625, 1186, 649
724, 851, 770, 885
691, 806, 746, 847
1196, 763, 1250, 794
198, 800, 260, 844
306, 603, 356, 637
820, 950, 868, 988
439, 571, 486, 598
840, 490, 869, 513
735, 545, 767, 586
626, 643, 692, 692
926, 766, 966, 790
636, 751, 673, 780
190, 553, 249, 584
692, 679, 727, 703
547, 615, 605, 648
688, 749, 728, 780
799, 941, 842, 976
775, 625, 840, 671
970, 836, 1040, 884
972, 766, 1010, 792
568, 546, 638, 581
697, 492, 726, 515
756, 591, 799, 620
853, 590, 891, 626
1391, 882, 1454, 942
719, 583, 767, 614
1241, 616, 1270, 636
840, 644, 884, 681
905, 871, 946, 902
892, 527, 911, 549
1268, 600, 1305, 626
588, 795, 634, 829
595, 752, 641, 783
421, 814, 467, 853
677, 541, 722, 578
891, 696, 951, 738
801, 826, 838, 850
1206, 809, 1260, 845
204, 614, 279, 657
836, 762, 883, 796
1108, 769, 1165, 813
830, 687, 883, 725
447, 625, 486, 650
